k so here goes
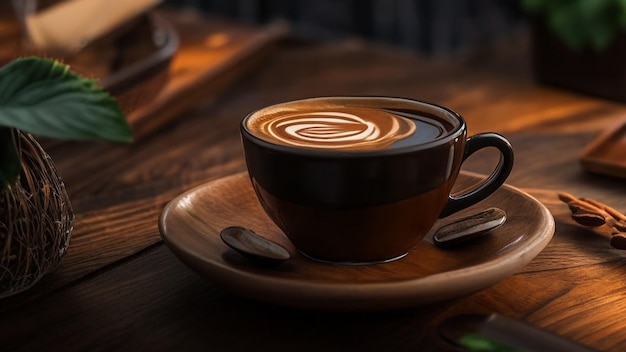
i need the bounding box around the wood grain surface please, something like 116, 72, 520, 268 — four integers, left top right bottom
2, 7, 626, 352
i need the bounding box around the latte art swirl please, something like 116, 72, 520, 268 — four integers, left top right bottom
276, 112, 378, 144
253, 108, 417, 150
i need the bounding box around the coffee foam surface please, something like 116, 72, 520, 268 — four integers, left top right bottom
246, 99, 417, 150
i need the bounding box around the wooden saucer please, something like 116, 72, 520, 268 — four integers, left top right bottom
159, 172, 554, 311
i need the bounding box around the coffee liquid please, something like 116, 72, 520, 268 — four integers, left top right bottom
245, 101, 450, 151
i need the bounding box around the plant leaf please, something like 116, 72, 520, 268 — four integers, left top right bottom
0, 127, 20, 188
0, 57, 132, 142
520, 0, 546, 12
524, 0, 625, 52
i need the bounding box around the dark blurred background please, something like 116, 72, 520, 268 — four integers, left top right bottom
164, 0, 526, 56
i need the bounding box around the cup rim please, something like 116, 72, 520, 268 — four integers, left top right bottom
240, 96, 466, 157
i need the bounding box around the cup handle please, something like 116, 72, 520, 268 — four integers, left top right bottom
439, 133, 514, 218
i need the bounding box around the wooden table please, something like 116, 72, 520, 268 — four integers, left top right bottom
2, 9, 626, 351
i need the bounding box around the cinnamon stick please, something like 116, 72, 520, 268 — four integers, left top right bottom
558, 192, 626, 250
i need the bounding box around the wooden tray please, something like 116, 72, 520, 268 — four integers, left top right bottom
0, 7, 288, 140
125, 10, 288, 139
580, 118, 626, 178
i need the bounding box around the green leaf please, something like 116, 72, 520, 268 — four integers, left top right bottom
0, 57, 132, 142
0, 128, 20, 188
459, 332, 525, 352
588, 24, 615, 51
520, 0, 547, 12
523, 0, 626, 52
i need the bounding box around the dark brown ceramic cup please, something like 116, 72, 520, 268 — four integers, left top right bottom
240, 97, 514, 264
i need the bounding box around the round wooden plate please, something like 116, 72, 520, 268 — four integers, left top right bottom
158, 172, 554, 311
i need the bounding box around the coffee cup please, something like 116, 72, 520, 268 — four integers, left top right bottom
240, 96, 514, 264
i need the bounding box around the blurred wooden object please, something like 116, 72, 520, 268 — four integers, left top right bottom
17, 0, 162, 53
581, 118, 626, 178
125, 11, 288, 139
0, 4, 177, 121
0, 4, 287, 139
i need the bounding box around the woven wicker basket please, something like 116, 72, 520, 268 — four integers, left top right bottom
0, 130, 74, 298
